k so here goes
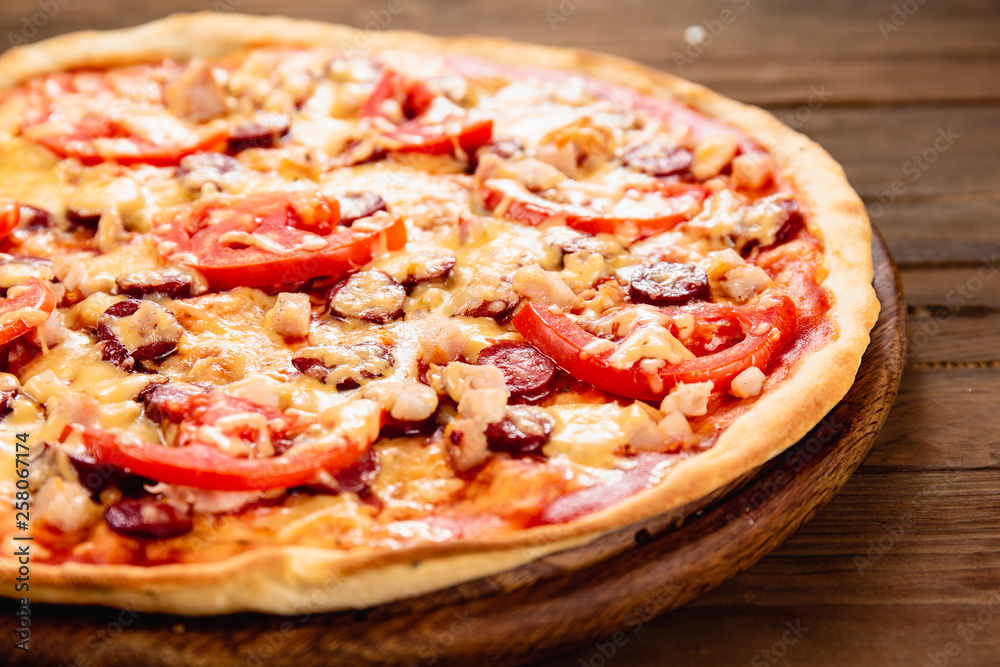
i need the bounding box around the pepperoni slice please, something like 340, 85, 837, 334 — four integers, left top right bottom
476, 341, 557, 400
627, 262, 710, 306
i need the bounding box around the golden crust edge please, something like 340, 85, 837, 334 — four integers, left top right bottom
0, 12, 880, 614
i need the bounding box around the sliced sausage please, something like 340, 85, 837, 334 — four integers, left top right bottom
18, 205, 55, 229
476, 341, 557, 400
628, 262, 710, 306
104, 498, 193, 540
117, 271, 193, 299
328, 270, 406, 324
67, 451, 152, 499
66, 208, 101, 230
292, 343, 395, 390
338, 192, 388, 225
623, 141, 693, 177
177, 152, 242, 193
226, 116, 291, 153
485, 406, 555, 457
97, 299, 184, 369
137, 381, 209, 423
378, 249, 456, 290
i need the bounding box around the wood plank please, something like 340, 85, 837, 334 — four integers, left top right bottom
688, 469, 1000, 606
880, 200, 1000, 266
903, 266, 1000, 309
792, 106, 999, 201
862, 367, 1000, 470
2, 1, 1000, 105
547, 603, 1000, 667
907, 311, 1000, 365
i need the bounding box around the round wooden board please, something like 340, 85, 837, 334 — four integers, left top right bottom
2, 231, 905, 667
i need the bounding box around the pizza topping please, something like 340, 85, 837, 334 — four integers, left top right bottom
513, 297, 796, 400
731, 153, 776, 190
19, 67, 229, 166
730, 366, 766, 398
417, 318, 468, 365
622, 140, 693, 177
33, 476, 106, 535
376, 249, 456, 289
164, 60, 228, 124
485, 405, 556, 457
453, 271, 520, 320
361, 381, 439, 422
362, 70, 493, 157
338, 192, 388, 225
0, 277, 56, 346
96, 299, 183, 367
327, 269, 406, 323
446, 418, 490, 471
226, 114, 291, 153
82, 396, 381, 491
104, 498, 194, 540
721, 265, 773, 302
512, 263, 579, 310
627, 262, 710, 306
116, 270, 194, 300
154, 192, 407, 292
305, 447, 381, 497
138, 381, 208, 424
659, 381, 713, 417
481, 177, 707, 242
264, 292, 312, 339
176, 152, 244, 193
1, 201, 56, 240
690, 132, 739, 181
476, 341, 558, 400
292, 343, 395, 389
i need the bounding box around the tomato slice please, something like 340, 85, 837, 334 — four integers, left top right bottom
18, 69, 228, 166
30, 114, 228, 166
0, 199, 19, 241
82, 429, 370, 492
0, 278, 56, 346
154, 191, 407, 292
481, 179, 707, 241
512, 297, 797, 401
81, 393, 376, 491
362, 70, 493, 156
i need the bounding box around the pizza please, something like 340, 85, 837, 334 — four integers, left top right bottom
0, 14, 878, 615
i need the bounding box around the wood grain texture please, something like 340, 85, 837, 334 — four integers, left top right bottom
0, 2, 996, 665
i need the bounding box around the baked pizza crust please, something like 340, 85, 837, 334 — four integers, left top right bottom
0, 12, 879, 614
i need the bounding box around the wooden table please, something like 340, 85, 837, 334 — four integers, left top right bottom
3, 1, 998, 665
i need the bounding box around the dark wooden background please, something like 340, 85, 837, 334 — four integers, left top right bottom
3, 1, 999, 665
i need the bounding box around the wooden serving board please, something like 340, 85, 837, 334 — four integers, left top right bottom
2, 232, 905, 667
